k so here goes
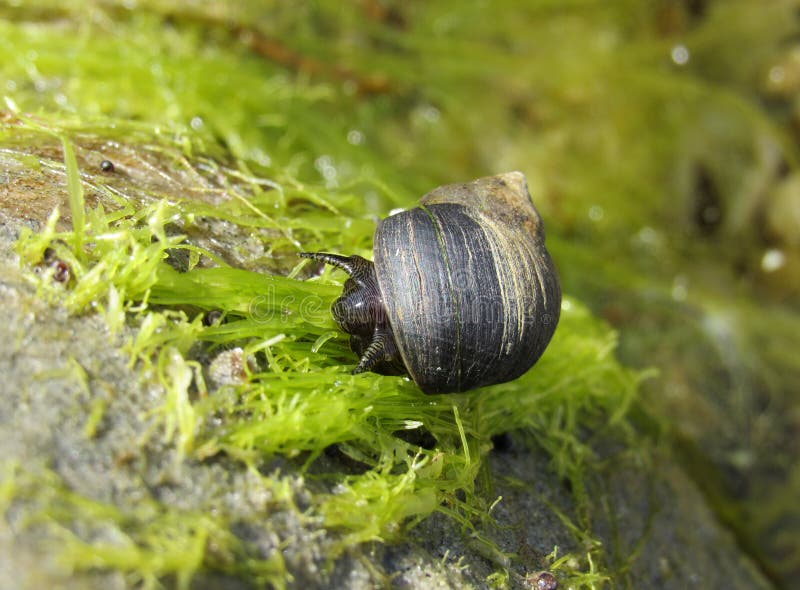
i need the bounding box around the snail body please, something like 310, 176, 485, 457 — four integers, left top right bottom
301, 171, 560, 394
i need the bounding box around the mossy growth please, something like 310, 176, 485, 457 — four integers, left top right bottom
5, 109, 645, 588
12, 0, 788, 586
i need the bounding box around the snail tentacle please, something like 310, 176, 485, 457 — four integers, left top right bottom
299, 252, 372, 281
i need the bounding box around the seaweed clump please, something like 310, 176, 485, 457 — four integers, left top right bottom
2, 1, 797, 588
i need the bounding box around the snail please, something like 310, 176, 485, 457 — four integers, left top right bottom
301, 171, 561, 393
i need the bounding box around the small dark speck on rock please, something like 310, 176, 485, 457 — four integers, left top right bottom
52, 260, 70, 283
100, 159, 115, 172
393, 427, 436, 450
491, 432, 513, 452
203, 310, 224, 326
40, 248, 70, 283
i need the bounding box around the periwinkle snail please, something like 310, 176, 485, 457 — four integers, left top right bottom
301, 171, 561, 394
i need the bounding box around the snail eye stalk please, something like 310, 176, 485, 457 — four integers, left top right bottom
299, 252, 371, 281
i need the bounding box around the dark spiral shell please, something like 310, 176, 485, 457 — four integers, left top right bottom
373, 171, 560, 393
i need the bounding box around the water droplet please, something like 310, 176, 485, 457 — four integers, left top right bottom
761, 249, 785, 272
636, 226, 660, 246
671, 44, 690, 66
347, 129, 364, 145
420, 104, 440, 123
671, 275, 688, 301
588, 205, 604, 221
769, 65, 786, 85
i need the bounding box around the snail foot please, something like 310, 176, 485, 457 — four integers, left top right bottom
353, 329, 399, 374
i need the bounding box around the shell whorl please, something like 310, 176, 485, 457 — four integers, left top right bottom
373, 172, 560, 393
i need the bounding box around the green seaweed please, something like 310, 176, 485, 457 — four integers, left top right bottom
7, 114, 642, 586
3, 1, 798, 588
